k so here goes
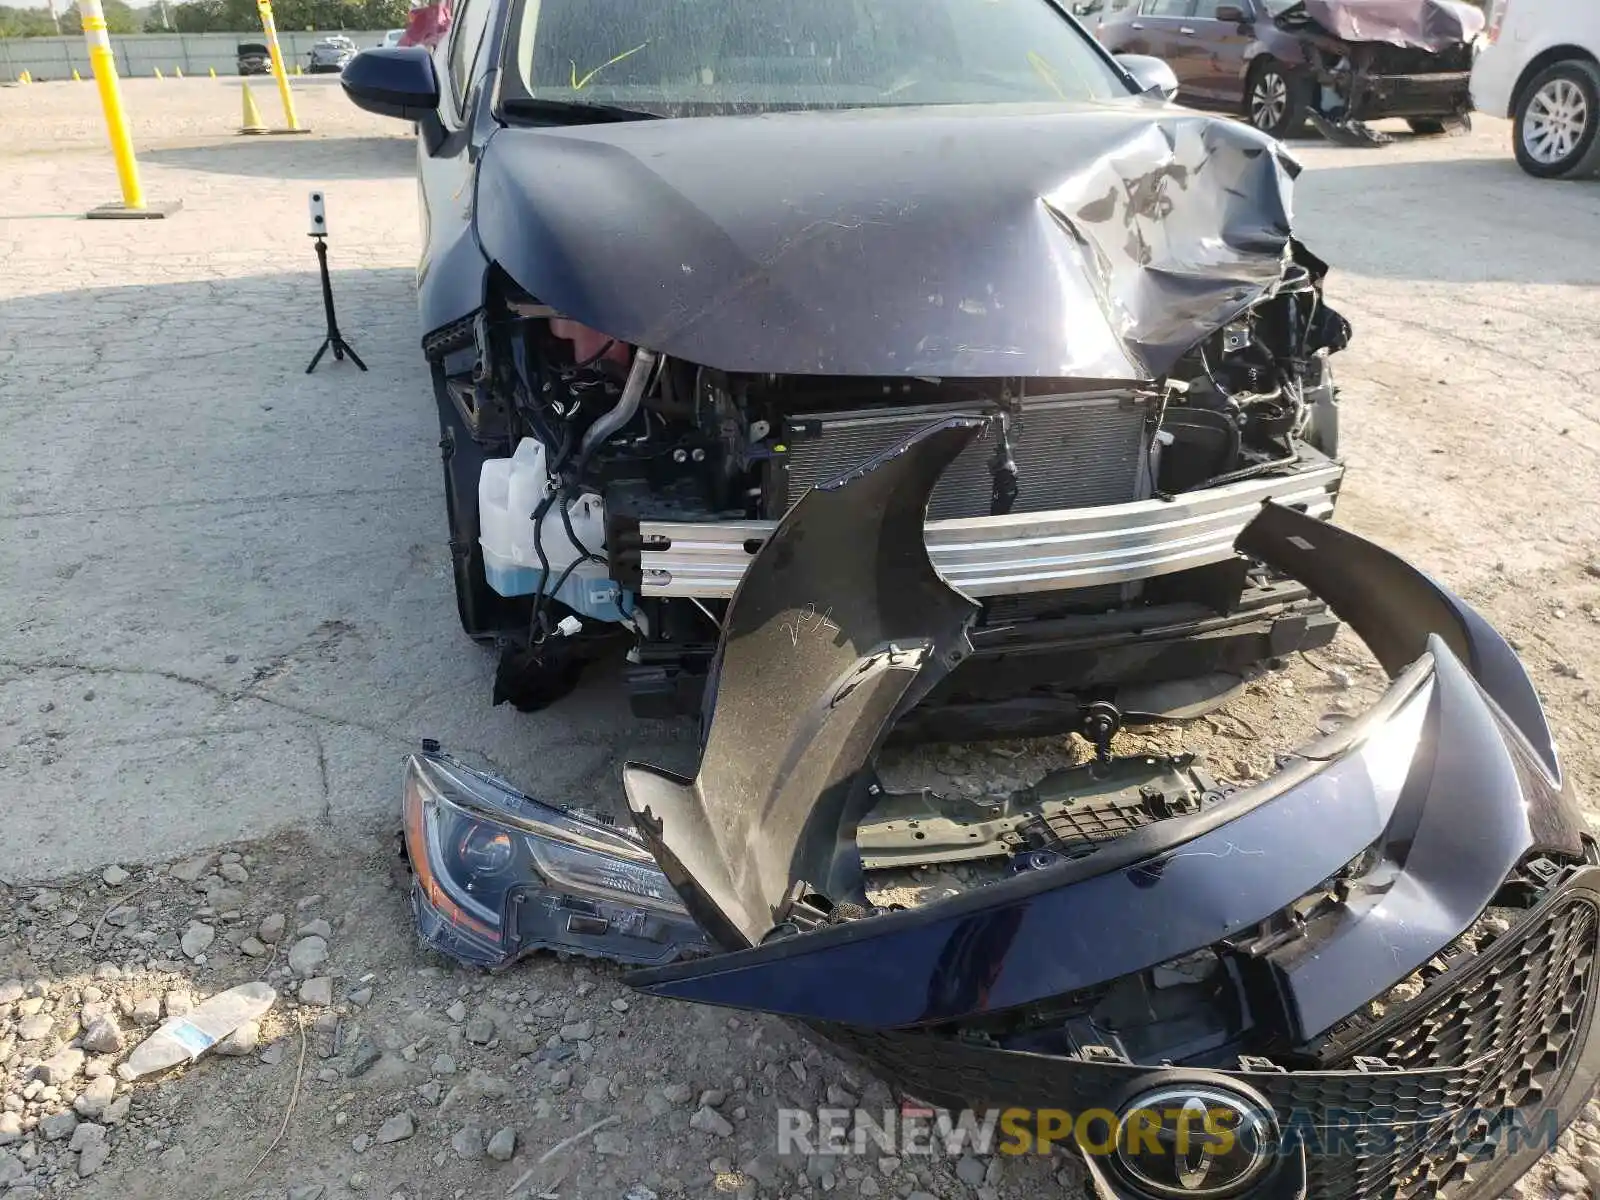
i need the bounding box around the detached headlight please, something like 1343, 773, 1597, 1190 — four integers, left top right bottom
402, 751, 712, 969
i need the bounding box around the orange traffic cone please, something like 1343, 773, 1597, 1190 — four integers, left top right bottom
239, 81, 267, 134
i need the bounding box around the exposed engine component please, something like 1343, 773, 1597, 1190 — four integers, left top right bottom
440, 246, 1349, 722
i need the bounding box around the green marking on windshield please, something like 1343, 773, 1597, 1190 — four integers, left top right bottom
1027, 50, 1068, 100
571, 41, 651, 90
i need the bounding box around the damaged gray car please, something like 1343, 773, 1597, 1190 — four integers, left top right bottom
349, 5, 1599, 1197
1097, 0, 1484, 145
343, 0, 1352, 738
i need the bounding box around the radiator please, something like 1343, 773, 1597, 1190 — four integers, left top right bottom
773, 391, 1154, 521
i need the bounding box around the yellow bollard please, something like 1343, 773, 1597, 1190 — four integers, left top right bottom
255, 0, 308, 132
209, 67, 217, 79
294, 63, 302, 76
154, 66, 163, 79
174, 67, 183, 78
77, 0, 178, 217
73, 68, 83, 81
18, 70, 30, 84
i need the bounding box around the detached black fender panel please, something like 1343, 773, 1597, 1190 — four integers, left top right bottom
623, 418, 985, 950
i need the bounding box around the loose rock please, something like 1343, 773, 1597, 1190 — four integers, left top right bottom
130, 995, 162, 1026
79, 1138, 111, 1177
81, 1015, 124, 1055
465, 1015, 495, 1045
40, 1047, 85, 1085
17, 1013, 53, 1042
445, 1001, 467, 1023
102, 865, 130, 887
69, 1121, 106, 1153
349, 1038, 382, 1078
218, 861, 250, 884
73, 1075, 117, 1119
170, 855, 211, 883
376, 1112, 416, 1144
301, 977, 334, 1007
297, 918, 332, 940
691, 1106, 735, 1138
486, 1127, 516, 1162
40, 1110, 78, 1141
288, 936, 329, 977
451, 1125, 484, 1160
258, 913, 286, 944
595, 1129, 632, 1157
240, 937, 269, 959
956, 1156, 987, 1187
1554, 1166, 1588, 1196
560, 1020, 594, 1042
181, 922, 216, 960
287, 1187, 325, 1200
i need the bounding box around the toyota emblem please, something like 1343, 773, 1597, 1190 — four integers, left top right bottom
1113, 1083, 1276, 1198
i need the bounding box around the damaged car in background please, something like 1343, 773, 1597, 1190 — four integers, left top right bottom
342, 2, 1600, 1194
345, 0, 1352, 741
1097, 0, 1485, 144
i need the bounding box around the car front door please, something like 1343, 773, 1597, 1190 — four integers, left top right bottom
1181, 0, 1258, 103
1131, 0, 1199, 91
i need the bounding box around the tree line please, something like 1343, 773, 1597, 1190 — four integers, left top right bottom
1, 0, 408, 37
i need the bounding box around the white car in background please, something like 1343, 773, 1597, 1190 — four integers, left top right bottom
1472, 0, 1600, 178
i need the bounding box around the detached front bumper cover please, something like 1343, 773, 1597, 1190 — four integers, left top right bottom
402, 417, 1596, 1200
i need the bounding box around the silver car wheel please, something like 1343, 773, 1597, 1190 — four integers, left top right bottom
1251, 72, 1288, 131
1523, 78, 1590, 166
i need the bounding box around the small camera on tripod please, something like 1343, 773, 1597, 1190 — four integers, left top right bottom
304, 187, 366, 373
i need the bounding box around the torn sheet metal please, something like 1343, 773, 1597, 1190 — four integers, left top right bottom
475, 106, 1300, 380
1297, 0, 1485, 52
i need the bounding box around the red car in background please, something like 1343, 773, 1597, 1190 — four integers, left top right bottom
398, 1, 452, 49
1095, 0, 1482, 144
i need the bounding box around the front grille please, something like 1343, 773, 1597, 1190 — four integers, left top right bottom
775, 392, 1152, 521
1315, 897, 1599, 1200
812, 890, 1600, 1200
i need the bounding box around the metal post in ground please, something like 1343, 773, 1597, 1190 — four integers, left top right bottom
256, 0, 311, 134
78, 0, 180, 219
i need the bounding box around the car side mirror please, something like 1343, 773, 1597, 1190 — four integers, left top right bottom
1116, 54, 1179, 100
341, 46, 440, 121
1214, 4, 1248, 21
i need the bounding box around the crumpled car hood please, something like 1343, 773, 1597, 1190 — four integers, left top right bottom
474, 103, 1301, 380
1295, 0, 1485, 51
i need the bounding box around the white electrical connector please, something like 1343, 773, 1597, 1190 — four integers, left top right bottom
555, 615, 583, 638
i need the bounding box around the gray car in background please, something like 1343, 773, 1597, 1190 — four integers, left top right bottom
307, 35, 357, 73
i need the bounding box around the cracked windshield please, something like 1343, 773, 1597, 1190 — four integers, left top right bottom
511, 0, 1127, 113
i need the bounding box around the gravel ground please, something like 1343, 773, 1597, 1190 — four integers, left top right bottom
2, 77, 1600, 1200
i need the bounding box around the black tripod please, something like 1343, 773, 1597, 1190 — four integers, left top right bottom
305, 235, 367, 374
